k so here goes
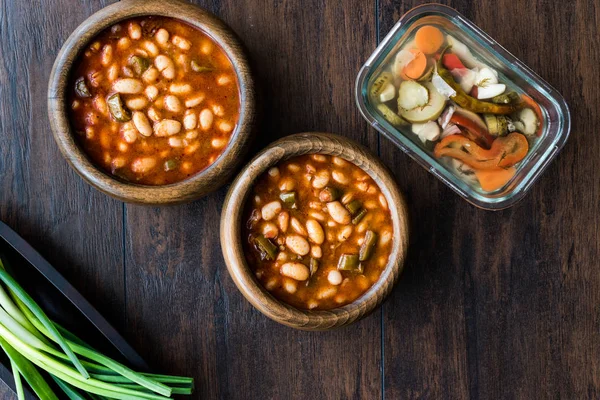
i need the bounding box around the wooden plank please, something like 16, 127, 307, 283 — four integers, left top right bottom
123, 0, 381, 399
0, 0, 123, 398
378, 0, 600, 398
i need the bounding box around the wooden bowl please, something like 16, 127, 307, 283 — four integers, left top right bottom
220, 133, 409, 330
47, 0, 257, 204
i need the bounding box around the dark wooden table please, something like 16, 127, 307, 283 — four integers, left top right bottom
1, 0, 598, 398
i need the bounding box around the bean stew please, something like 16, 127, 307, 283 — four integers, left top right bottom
243, 154, 394, 310
68, 17, 240, 185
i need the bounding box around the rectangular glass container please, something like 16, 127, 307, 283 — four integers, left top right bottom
355, 4, 570, 210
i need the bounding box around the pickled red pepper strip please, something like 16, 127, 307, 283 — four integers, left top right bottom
436, 47, 523, 115
434, 133, 529, 170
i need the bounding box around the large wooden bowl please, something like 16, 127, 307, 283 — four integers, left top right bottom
48, 0, 257, 204
220, 133, 409, 330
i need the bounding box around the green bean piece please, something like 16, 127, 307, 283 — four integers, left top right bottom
359, 231, 378, 261
352, 209, 367, 225
345, 200, 362, 216
164, 159, 178, 171
337, 254, 360, 271
309, 258, 319, 277
319, 187, 342, 202
254, 235, 278, 260
106, 93, 131, 122
279, 192, 297, 209
128, 55, 150, 76
191, 60, 214, 73
74, 77, 91, 98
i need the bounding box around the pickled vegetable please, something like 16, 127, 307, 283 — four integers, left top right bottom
377, 104, 409, 127
280, 191, 297, 208
491, 91, 520, 104
74, 77, 91, 98
190, 60, 214, 72
370, 72, 394, 98
398, 81, 429, 110
434, 132, 529, 170
254, 235, 277, 260
516, 108, 540, 136
128, 55, 150, 75
106, 93, 131, 122
484, 114, 510, 136
400, 82, 446, 123
359, 231, 377, 261
337, 254, 360, 271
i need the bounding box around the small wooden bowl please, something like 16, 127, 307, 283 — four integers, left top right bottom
48, 0, 257, 204
220, 133, 409, 330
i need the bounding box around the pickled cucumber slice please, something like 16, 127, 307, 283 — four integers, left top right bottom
107, 93, 131, 122
400, 82, 446, 123
484, 114, 510, 136
398, 81, 429, 110
376, 103, 409, 127
370, 72, 394, 98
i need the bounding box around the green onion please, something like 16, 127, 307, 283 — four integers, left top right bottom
0, 337, 58, 400
51, 376, 87, 400
10, 359, 24, 400
337, 254, 360, 271
359, 231, 378, 261
351, 209, 367, 225
0, 264, 89, 379
254, 235, 278, 260
279, 192, 297, 209
345, 200, 362, 216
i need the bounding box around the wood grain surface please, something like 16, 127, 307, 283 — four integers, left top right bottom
0, 0, 598, 399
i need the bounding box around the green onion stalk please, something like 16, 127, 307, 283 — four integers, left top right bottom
0, 258, 194, 399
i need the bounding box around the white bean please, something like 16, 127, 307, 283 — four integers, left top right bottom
142, 41, 159, 57
93, 96, 108, 115
107, 63, 118, 82
168, 137, 183, 147
153, 120, 181, 136
332, 170, 350, 184
268, 167, 279, 177
306, 219, 324, 244
278, 211, 289, 232
132, 112, 152, 137
170, 83, 192, 94
333, 156, 348, 167
218, 120, 234, 133
172, 35, 191, 50
338, 225, 353, 242
183, 110, 197, 130
128, 22, 142, 40
217, 75, 232, 85
185, 130, 199, 140
285, 235, 310, 256
328, 270, 343, 285
101, 45, 113, 66
317, 287, 337, 299
142, 67, 159, 84
121, 123, 137, 143
117, 37, 131, 50
199, 109, 214, 130
131, 157, 156, 173
380, 230, 392, 246
262, 222, 279, 239
212, 104, 225, 116
284, 280, 297, 294
261, 201, 281, 221
312, 154, 327, 162
113, 78, 143, 94
281, 262, 309, 281
125, 96, 148, 110
326, 201, 351, 224
312, 170, 329, 189
145, 85, 159, 101
185, 93, 205, 108
154, 55, 175, 79
291, 217, 307, 236
147, 107, 161, 122
211, 138, 228, 148
155, 28, 169, 45
311, 246, 322, 259
164, 95, 182, 112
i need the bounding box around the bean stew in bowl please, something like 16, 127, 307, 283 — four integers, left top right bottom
221, 133, 409, 330
49, 0, 256, 204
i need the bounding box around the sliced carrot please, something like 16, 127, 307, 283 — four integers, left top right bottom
475, 167, 516, 191
521, 94, 544, 136
415, 25, 445, 54
402, 49, 427, 80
